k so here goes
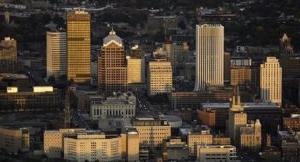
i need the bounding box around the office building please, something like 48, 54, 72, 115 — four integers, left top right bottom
147, 59, 172, 96
240, 119, 262, 151
162, 138, 189, 161
67, 9, 91, 83
90, 92, 136, 120
260, 57, 282, 106
0, 37, 17, 73
0, 86, 62, 112
194, 24, 224, 91
127, 56, 145, 84
121, 128, 140, 162
98, 29, 127, 95
132, 118, 171, 147
230, 66, 252, 88
0, 127, 30, 154
44, 128, 86, 158
196, 145, 239, 162
228, 87, 247, 145
46, 31, 67, 78
213, 136, 231, 145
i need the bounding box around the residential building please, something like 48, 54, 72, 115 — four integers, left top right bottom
195, 24, 224, 91
67, 9, 91, 83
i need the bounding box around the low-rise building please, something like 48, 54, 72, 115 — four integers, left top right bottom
90, 92, 136, 120
187, 126, 213, 156
0, 86, 62, 112
240, 119, 262, 151
162, 138, 189, 161
132, 118, 171, 147
196, 145, 239, 162
0, 127, 30, 154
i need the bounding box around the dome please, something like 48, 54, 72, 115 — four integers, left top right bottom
103, 29, 123, 47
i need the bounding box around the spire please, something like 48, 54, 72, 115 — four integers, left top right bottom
109, 26, 116, 35
230, 86, 243, 111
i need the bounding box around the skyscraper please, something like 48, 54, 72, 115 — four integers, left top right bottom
194, 24, 224, 91
46, 31, 67, 78
67, 9, 91, 83
98, 29, 127, 95
260, 57, 282, 106
0, 37, 17, 73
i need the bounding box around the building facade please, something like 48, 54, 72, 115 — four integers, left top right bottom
0, 86, 62, 112
132, 118, 171, 147
194, 24, 224, 91
98, 30, 127, 95
127, 56, 145, 84
187, 131, 213, 156
196, 145, 239, 162
46, 31, 67, 78
240, 119, 262, 151
0, 127, 30, 154
0, 37, 17, 73
147, 59, 172, 96
230, 66, 252, 88
260, 57, 282, 106
67, 9, 91, 83
90, 93, 136, 120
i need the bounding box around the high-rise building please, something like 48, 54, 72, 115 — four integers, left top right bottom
98, 29, 127, 95
67, 9, 91, 83
228, 87, 247, 145
147, 59, 173, 96
230, 66, 252, 88
260, 57, 282, 106
194, 24, 224, 91
0, 37, 17, 73
46, 31, 67, 78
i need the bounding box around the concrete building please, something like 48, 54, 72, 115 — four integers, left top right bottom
0, 37, 17, 73
132, 118, 171, 147
46, 31, 67, 78
0, 86, 62, 112
67, 9, 91, 83
187, 126, 213, 156
195, 24, 224, 91
162, 138, 189, 161
90, 92, 136, 120
44, 128, 139, 161
240, 119, 262, 151
196, 145, 239, 162
127, 56, 145, 84
98, 29, 127, 95
260, 57, 282, 106
0, 127, 30, 154
44, 128, 86, 158
64, 131, 122, 162
228, 87, 247, 145
147, 59, 172, 96
213, 136, 231, 145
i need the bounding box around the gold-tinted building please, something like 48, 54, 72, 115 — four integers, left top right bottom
0, 37, 17, 73
230, 66, 252, 88
187, 132, 213, 156
98, 30, 127, 95
147, 59, 173, 96
132, 118, 171, 147
67, 9, 91, 83
240, 119, 262, 151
